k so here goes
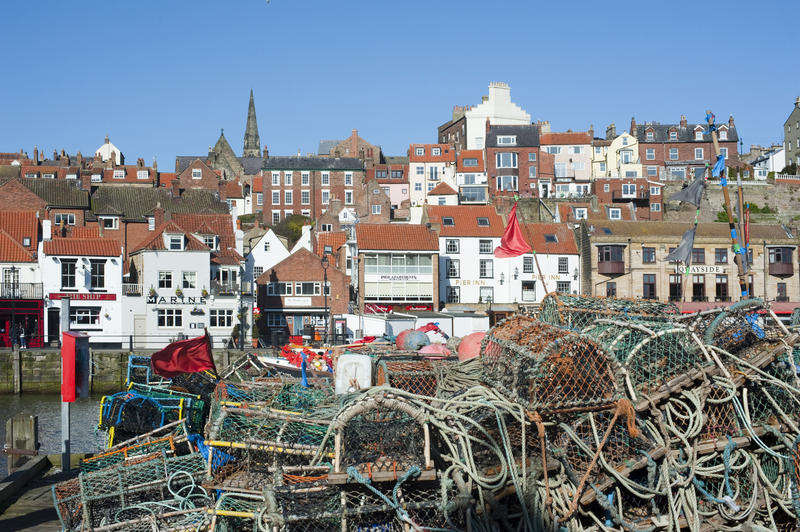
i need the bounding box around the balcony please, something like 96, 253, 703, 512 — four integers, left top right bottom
597, 261, 625, 275
122, 283, 143, 296
0, 283, 43, 300
776, 296, 790, 302
611, 191, 650, 203
211, 280, 250, 297
714, 296, 732, 302
691, 295, 708, 302
769, 262, 794, 276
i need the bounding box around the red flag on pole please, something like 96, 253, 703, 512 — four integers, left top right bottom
150, 331, 217, 378
494, 203, 532, 258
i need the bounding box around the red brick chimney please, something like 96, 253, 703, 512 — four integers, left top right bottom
630, 117, 637, 137
263, 145, 269, 159
171, 179, 181, 198
680, 115, 687, 127
33, 146, 38, 164
728, 115, 735, 128
154, 203, 165, 226
351, 129, 358, 156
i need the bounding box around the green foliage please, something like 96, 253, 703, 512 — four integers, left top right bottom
238, 213, 257, 224
780, 163, 797, 174
271, 214, 311, 248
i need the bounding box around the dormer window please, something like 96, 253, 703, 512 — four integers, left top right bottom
646, 130, 654, 141
669, 130, 678, 141
99, 216, 119, 230
432, 147, 441, 156
192, 169, 202, 179
91, 174, 102, 182
66, 173, 77, 180
463, 158, 478, 167
137, 170, 149, 180
695, 129, 704, 140
497, 135, 517, 146
25, 173, 37, 179
113, 169, 125, 179
415, 147, 424, 156
544, 234, 557, 243
477, 217, 489, 226
719, 129, 728, 140
442, 217, 455, 226
167, 235, 183, 250
43, 173, 55, 179
202, 235, 217, 250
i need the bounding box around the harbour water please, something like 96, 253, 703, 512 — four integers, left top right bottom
0, 394, 104, 474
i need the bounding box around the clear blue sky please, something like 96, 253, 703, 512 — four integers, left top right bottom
1, 0, 796, 166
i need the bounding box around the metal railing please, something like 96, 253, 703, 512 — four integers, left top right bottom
122, 283, 142, 296
211, 280, 252, 296
0, 283, 43, 300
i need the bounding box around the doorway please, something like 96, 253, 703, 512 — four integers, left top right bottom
47, 308, 60, 346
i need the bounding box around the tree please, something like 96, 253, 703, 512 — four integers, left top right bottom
780, 163, 797, 175
271, 214, 311, 248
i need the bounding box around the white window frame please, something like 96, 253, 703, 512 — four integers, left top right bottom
609, 208, 622, 220
575, 208, 587, 220
55, 213, 76, 226
284, 172, 292, 186
137, 170, 149, 180
415, 147, 424, 156
645, 148, 655, 160
496, 175, 517, 191
497, 135, 517, 146
321, 190, 330, 204
345, 172, 353, 185
191, 168, 202, 179
719, 130, 728, 140
99, 216, 119, 230
168, 235, 183, 250
182, 271, 197, 289
431, 147, 441, 156
529, 166, 537, 178
321, 172, 329, 185
301, 190, 310, 205
720, 147, 728, 159
669, 148, 679, 160
647, 166, 658, 177
272, 191, 280, 205
622, 184, 636, 197
650, 203, 662, 212
301, 172, 309, 185
158, 271, 173, 289
694, 147, 704, 160
414, 183, 422, 191
650, 186, 661, 195
345, 190, 353, 204
113, 169, 125, 179
256, 192, 263, 206
284, 190, 292, 204
371, 204, 381, 215
669, 131, 678, 141
272, 172, 280, 185
272, 211, 281, 224
496, 152, 518, 168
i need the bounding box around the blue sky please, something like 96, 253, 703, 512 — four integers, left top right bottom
1, 0, 796, 165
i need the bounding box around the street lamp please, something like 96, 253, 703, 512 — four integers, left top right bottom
321, 254, 329, 345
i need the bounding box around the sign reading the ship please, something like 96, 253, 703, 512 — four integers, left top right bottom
50, 293, 117, 301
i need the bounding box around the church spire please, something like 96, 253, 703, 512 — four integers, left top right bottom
243, 89, 261, 158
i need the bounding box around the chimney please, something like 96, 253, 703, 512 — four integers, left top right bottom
171, 179, 181, 198
154, 203, 165, 226
680, 115, 687, 127
152, 157, 157, 171
53, 149, 58, 160
351, 129, 358, 156
104, 135, 109, 145
485, 117, 491, 133
263, 145, 269, 159
728, 115, 735, 128
606, 123, 617, 140
76, 151, 82, 166
588, 124, 594, 139
42, 219, 52, 241
33, 146, 38, 164
630, 117, 637, 137
795, 96, 800, 109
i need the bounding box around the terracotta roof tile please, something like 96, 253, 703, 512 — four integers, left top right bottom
170, 213, 236, 252
220, 180, 243, 198
426, 205, 504, 237
43, 238, 122, 257
316, 231, 348, 257
158, 172, 177, 187
252, 176, 263, 192
522, 223, 578, 254
428, 182, 457, 195
211, 248, 244, 265
356, 224, 438, 251
540, 132, 592, 145
0, 230, 34, 262
456, 150, 485, 173
0, 210, 38, 252
102, 166, 155, 183
69, 226, 101, 238
408, 143, 455, 163
132, 221, 210, 252
257, 248, 349, 283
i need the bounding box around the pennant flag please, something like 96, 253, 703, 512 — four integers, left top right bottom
494, 203, 532, 258
151, 331, 217, 378
668, 175, 705, 207
665, 227, 697, 263
712, 154, 726, 177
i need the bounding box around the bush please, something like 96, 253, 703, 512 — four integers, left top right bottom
271, 214, 311, 248
780, 163, 798, 174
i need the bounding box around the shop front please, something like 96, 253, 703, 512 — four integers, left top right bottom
0, 298, 44, 348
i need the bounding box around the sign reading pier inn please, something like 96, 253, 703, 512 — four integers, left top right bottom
147, 295, 208, 305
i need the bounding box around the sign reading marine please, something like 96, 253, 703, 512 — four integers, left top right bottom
147, 295, 208, 305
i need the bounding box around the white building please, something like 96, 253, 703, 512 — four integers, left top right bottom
40, 232, 124, 347
752, 147, 786, 179
455, 149, 488, 204
95, 135, 124, 165
592, 131, 643, 179
465, 82, 531, 150
245, 228, 291, 287
408, 144, 456, 207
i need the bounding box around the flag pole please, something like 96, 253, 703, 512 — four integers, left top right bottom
514, 197, 550, 294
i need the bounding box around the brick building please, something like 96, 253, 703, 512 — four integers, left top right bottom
593, 177, 664, 221
0, 178, 90, 230
633, 115, 740, 181
367, 156, 408, 214
318, 129, 382, 162
485, 124, 542, 199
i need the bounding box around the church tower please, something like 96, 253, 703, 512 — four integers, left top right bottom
243, 89, 261, 158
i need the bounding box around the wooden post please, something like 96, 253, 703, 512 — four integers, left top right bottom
4, 415, 38, 476
11, 345, 21, 394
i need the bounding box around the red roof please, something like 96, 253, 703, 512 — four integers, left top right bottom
159, 172, 177, 187
540, 132, 592, 145
428, 182, 457, 195
19, 165, 72, 179
316, 231, 348, 257
220, 180, 243, 198
69, 226, 101, 238
211, 248, 244, 265
102, 166, 155, 183
408, 143, 455, 163
252, 176, 263, 192
0, 230, 34, 262
43, 238, 121, 257
171, 213, 236, 251
456, 150, 485, 173
426, 205, 504, 237
0, 210, 38, 252
132, 221, 210, 252
356, 224, 438, 251
522, 223, 578, 254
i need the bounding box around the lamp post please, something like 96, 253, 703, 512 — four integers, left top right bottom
321, 254, 329, 345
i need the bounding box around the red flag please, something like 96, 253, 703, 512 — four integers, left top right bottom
150, 332, 217, 378
494, 203, 532, 258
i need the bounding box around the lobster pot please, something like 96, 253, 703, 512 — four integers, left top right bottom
700, 299, 785, 357
582, 320, 707, 398
52, 452, 207, 531
744, 359, 800, 426
538, 292, 679, 330
480, 317, 623, 414
331, 393, 433, 482
375, 358, 454, 397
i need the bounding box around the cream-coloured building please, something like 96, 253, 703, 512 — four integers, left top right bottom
580, 221, 799, 308
591, 132, 642, 179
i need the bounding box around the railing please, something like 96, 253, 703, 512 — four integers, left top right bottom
691, 295, 708, 302
122, 283, 142, 296
714, 296, 731, 302
776, 296, 790, 302
211, 281, 249, 296
776, 174, 800, 181
611, 191, 650, 201
0, 283, 43, 300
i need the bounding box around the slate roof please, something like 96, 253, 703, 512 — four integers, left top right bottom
523, 223, 578, 254
427, 205, 504, 237
239, 157, 264, 175
356, 224, 439, 251
43, 238, 122, 257
317, 140, 341, 155
175, 156, 206, 174
385, 156, 409, 165
89, 187, 229, 222
636, 123, 739, 143
2, 178, 90, 207
0, 166, 20, 179
486, 125, 540, 148
0, 230, 34, 262
262, 156, 364, 171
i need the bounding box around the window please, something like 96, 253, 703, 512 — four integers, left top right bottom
621, 150, 632, 164
54, 213, 76, 226
272, 191, 280, 205
647, 166, 658, 177
496, 153, 518, 168
321, 190, 330, 204
431, 147, 441, 156
461, 157, 479, 168
646, 131, 654, 141
209, 309, 233, 328
646, 148, 655, 160
285, 172, 292, 186
89, 260, 105, 289
414, 183, 422, 192
497, 135, 517, 146
599, 162, 607, 173
429, 167, 439, 180
599, 246, 624, 262
345, 191, 353, 204
445, 239, 459, 253
371, 204, 381, 215
182, 271, 196, 289
650, 203, 661, 212
270, 172, 279, 185
554, 163, 567, 178
694, 148, 704, 160
61, 259, 77, 289
574, 208, 587, 220
695, 130, 703, 141
255, 192, 263, 206
558, 257, 569, 274
345, 172, 353, 185
643, 274, 656, 299
158, 271, 173, 288
719, 130, 727, 141
544, 234, 557, 243
416, 166, 424, 176
446, 258, 460, 278
301, 190, 310, 205
272, 211, 280, 224
609, 208, 621, 220
320, 224, 332, 232
321, 172, 329, 185
284, 190, 293, 204
252, 267, 264, 282
523, 256, 533, 273
622, 184, 636, 196
91, 173, 102, 183
70, 307, 101, 327
720, 147, 728, 159
642, 247, 656, 263
112, 169, 125, 179
650, 186, 660, 195
301, 172, 309, 185
479, 240, 493, 254
40, 172, 53, 179
496, 175, 517, 191
669, 148, 679, 160
446, 286, 460, 303
691, 248, 705, 264
670, 167, 686, 180
21, 237, 30, 247
375, 170, 387, 179
520, 280, 536, 302
168, 235, 183, 250
442, 217, 455, 226
669, 131, 678, 141
66, 173, 77, 180
716, 274, 729, 301
603, 183, 610, 192
692, 274, 705, 301
606, 282, 617, 297
712, 248, 728, 264
479, 286, 494, 302
99, 216, 119, 230
556, 281, 571, 293
391, 170, 403, 178
415, 147, 424, 156
669, 274, 682, 301
157, 309, 182, 328
769, 247, 793, 264
479, 259, 493, 278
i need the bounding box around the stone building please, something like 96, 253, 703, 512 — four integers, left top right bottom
784, 97, 800, 170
